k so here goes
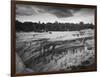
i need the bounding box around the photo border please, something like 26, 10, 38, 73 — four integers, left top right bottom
11, 0, 97, 77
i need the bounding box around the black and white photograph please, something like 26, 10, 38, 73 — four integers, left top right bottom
14, 1, 97, 75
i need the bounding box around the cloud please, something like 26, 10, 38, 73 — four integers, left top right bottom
16, 4, 94, 19
51, 10, 73, 18
79, 8, 95, 15
45, 7, 74, 18
32, 6, 80, 18
16, 4, 78, 18
16, 4, 36, 16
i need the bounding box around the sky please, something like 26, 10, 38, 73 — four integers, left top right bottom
16, 4, 95, 24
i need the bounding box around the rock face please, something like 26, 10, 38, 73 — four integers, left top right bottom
16, 30, 95, 73
16, 52, 34, 73
16, 52, 25, 73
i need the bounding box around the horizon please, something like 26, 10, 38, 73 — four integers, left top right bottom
16, 20, 94, 25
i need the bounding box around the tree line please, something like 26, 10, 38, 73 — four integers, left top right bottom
16, 20, 94, 32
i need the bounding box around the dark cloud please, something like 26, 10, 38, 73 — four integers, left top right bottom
49, 8, 73, 18
33, 6, 79, 18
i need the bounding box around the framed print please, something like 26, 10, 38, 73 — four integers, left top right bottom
11, 0, 97, 77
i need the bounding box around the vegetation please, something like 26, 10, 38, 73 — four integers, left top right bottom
16, 20, 94, 32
